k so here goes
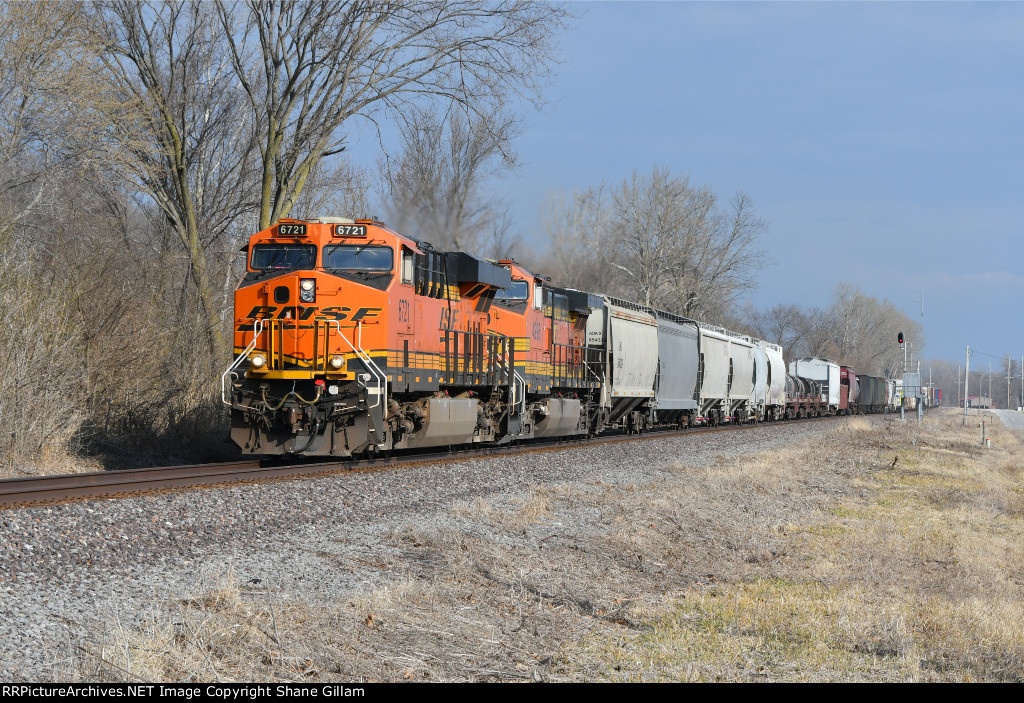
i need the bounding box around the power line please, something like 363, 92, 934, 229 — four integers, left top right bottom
968, 348, 1014, 361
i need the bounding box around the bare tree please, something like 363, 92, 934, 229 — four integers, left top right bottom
0, 260, 88, 470
218, 0, 569, 230
481, 205, 523, 260
380, 105, 520, 252
791, 306, 840, 360
607, 167, 701, 308
541, 185, 612, 290
90, 1, 258, 357
544, 167, 768, 319
290, 159, 372, 221
751, 282, 922, 375
824, 283, 922, 376
742, 302, 804, 352
0, 0, 116, 244
682, 191, 769, 319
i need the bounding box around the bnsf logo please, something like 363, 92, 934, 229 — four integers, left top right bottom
242, 305, 382, 322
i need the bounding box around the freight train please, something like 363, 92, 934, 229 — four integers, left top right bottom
222, 218, 900, 456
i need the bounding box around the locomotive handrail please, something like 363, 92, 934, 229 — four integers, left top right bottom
221, 318, 266, 409
582, 348, 603, 386
356, 320, 388, 422
325, 319, 388, 449
328, 319, 387, 421
497, 347, 526, 416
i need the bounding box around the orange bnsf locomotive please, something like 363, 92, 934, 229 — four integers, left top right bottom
223, 217, 604, 456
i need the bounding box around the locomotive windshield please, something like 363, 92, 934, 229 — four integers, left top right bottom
250, 244, 316, 271
322, 245, 393, 271
495, 279, 529, 301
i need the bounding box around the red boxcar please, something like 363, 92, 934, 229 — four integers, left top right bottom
839, 366, 856, 415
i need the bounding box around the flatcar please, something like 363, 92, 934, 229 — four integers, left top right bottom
789, 358, 841, 415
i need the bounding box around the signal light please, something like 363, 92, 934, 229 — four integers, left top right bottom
898, 332, 904, 345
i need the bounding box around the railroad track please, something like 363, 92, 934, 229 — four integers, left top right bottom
0, 416, 840, 510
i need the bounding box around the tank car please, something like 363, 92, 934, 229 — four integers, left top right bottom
789, 358, 841, 415
785, 374, 822, 419
761, 341, 787, 421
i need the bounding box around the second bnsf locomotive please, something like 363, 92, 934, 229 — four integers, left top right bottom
222, 217, 896, 457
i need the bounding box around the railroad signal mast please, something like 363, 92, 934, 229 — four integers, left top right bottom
898, 331, 922, 423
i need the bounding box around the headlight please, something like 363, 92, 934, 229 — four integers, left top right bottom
329, 355, 344, 370
250, 354, 266, 369
299, 278, 315, 303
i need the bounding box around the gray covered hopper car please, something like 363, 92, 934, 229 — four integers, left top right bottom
653, 310, 699, 425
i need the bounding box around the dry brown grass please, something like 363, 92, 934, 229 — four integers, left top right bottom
66, 410, 1024, 682
567, 410, 1024, 681
72, 565, 328, 682
0, 452, 103, 479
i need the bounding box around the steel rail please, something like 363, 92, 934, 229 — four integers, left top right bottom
0, 416, 840, 510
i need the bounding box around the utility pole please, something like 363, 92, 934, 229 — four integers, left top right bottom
958, 365, 961, 407
915, 288, 924, 354
989, 362, 992, 405
1010, 354, 1012, 410
963, 346, 969, 425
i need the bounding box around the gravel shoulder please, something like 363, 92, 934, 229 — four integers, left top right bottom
0, 420, 853, 680
990, 409, 1024, 431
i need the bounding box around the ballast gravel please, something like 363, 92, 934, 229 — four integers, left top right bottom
0, 421, 841, 680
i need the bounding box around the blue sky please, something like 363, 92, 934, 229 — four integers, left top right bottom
351, 1, 1024, 363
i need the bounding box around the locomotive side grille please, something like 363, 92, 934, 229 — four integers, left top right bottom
442, 329, 508, 386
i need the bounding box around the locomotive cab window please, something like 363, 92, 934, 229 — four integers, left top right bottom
322, 245, 394, 271
401, 248, 415, 284
250, 244, 316, 271
495, 279, 529, 301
